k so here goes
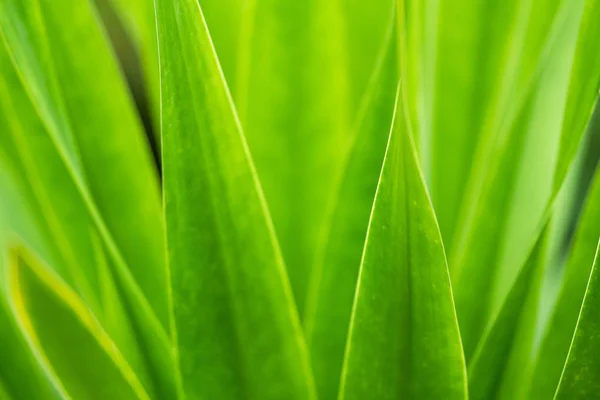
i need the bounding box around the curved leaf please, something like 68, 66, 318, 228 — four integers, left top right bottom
235, 0, 353, 309
8, 247, 150, 400
529, 164, 600, 398
0, 28, 172, 398
0, 38, 103, 317
429, 0, 556, 245
467, 225, 549, 400
154, 0, 315, 398
0, 0, 169, 331
106, 0, 161, 131
449, 0, 585, 356
554, 238, 600, 399
0, 2, 175, 396
338, 89, 467, 400
0, 288, 57, 400
553, 0, 600, 192
302, 16, 398, 399
199, 0, 245, 89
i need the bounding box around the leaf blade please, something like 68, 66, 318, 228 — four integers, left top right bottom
554, 238, 600, 399
8, 247, 150, 400
338, 88, 467, 400
302, 16, 398, 399
529, 164, 600, 398
155, 0, 316, 398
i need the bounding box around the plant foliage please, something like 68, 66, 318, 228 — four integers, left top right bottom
0, 0, 599, 398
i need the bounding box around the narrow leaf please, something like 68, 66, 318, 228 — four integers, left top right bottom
106, 0, 161, 131
467, 225, 549, 400
155, 0, 316, 398
529, 165, 600, 398
0, 0, 169, 330
303, 16, 398, 399
235, 0, 353, 309
8, 247, 150, 400
0, 283, 57, 400
0, 3, 176, 395
554, 238, 600, 399
449, 0, 584, 355
199, 0, 245, 88
430, 0, 561, 247
553, 0, 600, 193
338, 89, 467, 400
0, 35, 171, 398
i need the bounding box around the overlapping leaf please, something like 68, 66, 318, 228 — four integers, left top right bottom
449, 0, 586, 356
467, 225, 549, 400
302, 15, 398, 399
0, 253, 57, 400
0, 0, 168, 329
528, 163, 600, 398
235, 0, 353, 310
554, 239, 600, 398
553, 0, 600, 193
154, 0, 315, 398
106, 0, 161, 131
0, 0, 175, 396
8, 248, 149, 400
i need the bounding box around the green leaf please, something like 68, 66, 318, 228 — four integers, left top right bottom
429, 0, 544, 246
338, 89, 467, 400
396, 0, 438, 171
8, 247, 150, 400
341, 0, 396, 113
0, 0, 169, 332
154, 0, 315, 398
0, 379, 10, 400
449, 0, 585, 356
0, 280, 57, 400
0, 1, 178, 396
554, 238, 600, 398
0, 76, 156, 399
528, 165, 600, 398
302, 16, 398, 399
199, 0, 245, 89
235, 0, 354, 309
0, 155, 53, 278
467, 225, 549, 400
106, 0, 161, 131
0, 38, 104, 316
553, 0, 600, 193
